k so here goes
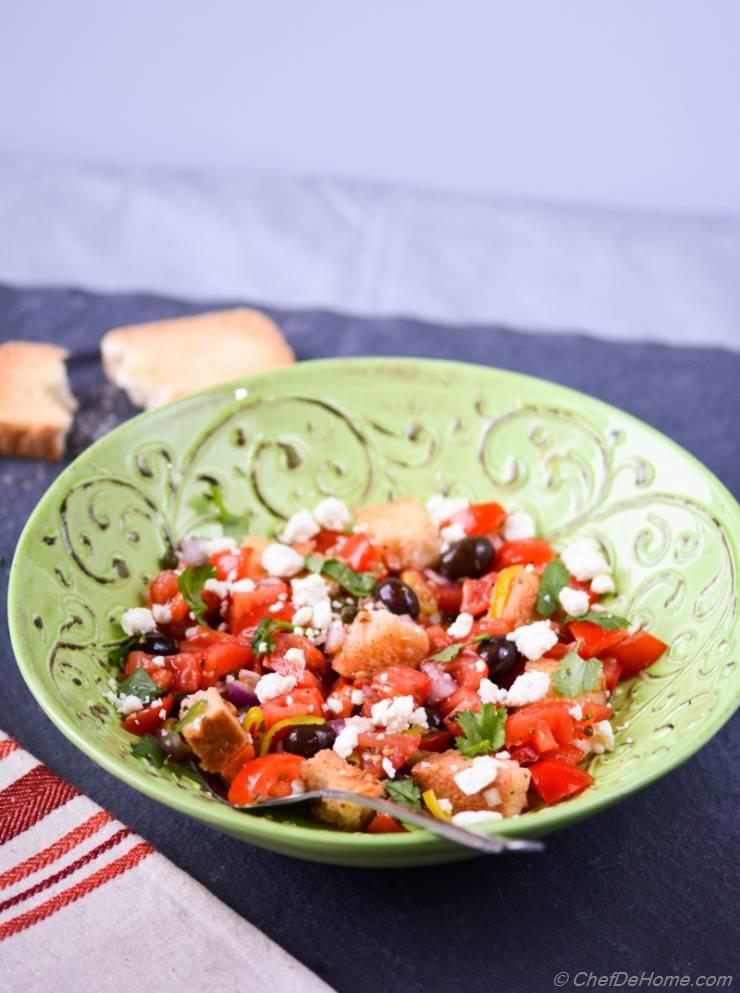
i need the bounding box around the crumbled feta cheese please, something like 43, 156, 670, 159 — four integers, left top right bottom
507, 620, 558, 660
325, 619, 346, 653
204, 577, 230, 599
151, 603, 172, 624
350, 688, 365, 706
452, 810, 503, 827
453, 756, 499, 795
568, 704, 584, 720
202, 537, 238, 555
280, 509, 320, 544
261, 543, 305, 577
120, 607, 156, 637
290, 779, 305, 796
149, 655, 165, 667
503, 510, 536, 541
474, 659, 486, 673
314, 497, 351, 532
333, 716, 373, 758
230, 578, 255, 593
558, 586, 590, 617
284, 647, 306, 671
437, 797, 453, 814
292, 606, 314, 626
591, 573, 616, 595
478, 678, 508, 706
255, 672, 297, 703
311, 599, 333, 632
105, 691, 145, 716
591, 719, 615, 754
158, 708, 167, 720
561, 539, 610, 581
426, 493, 469, 527
504, 671, 551, 707
327, 696, 344, 715
291, 573, 330, 608
448, 612, 474, 639
381, 757, 396, 779
440, 522, 466, 546
483, 787, 502, 807
184, 625, 200, 639
370, 695, 429, 732
495, 750, 511, 760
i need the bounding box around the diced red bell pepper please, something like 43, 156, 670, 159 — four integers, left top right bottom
261, 687, 325, 729
228, 754, 306, 804
312, 528, 346, 555
496, 539, 554, 568
366, 813, 405, 833
460, 572, 497, 616
607, 631, 668, 679
601, 657, 622, 692
541, 744, 584, 766
543, 642, 571, 660
569, 620, 629, 659
122, 693, 174, 736
443, 502, 507, 536
424, 575, 463, 613
530, 759, 593, 805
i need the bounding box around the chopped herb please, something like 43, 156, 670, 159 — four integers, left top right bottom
304, 555, 377, 597
384, 777, 422, 810
117, 667, 164, 701
566, 610, 629, 630
553, 643, 603, 697
429, 635, 488, 663
131, 734, 166, 767
249, 617, 294, 656
107, 635, 139, 669
454, 703, 507, 757
178, 564, 216, 624
536, 559, 570, 617
204, 481, 248, 538
174, 698, 208, 733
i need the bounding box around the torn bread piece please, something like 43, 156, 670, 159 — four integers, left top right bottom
0, 341, 77, 461
100, 308, 295, 409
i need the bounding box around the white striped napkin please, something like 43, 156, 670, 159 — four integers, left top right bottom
0, 732, 335, 993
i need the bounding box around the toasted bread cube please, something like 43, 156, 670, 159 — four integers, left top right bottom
240, 535, 270, 580
524, 656, 608, 707
412, 750, 530, 818
303, 749, 385, 831
332, 609, 430, 678
180, 687, 250, 774
501, 570, 540, 627
355, 498, 440, 571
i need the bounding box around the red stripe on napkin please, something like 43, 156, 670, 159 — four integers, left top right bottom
0, 811, 114, 889
0, 766, 79, 844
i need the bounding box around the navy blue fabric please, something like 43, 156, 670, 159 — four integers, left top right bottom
1, 284, 738, 992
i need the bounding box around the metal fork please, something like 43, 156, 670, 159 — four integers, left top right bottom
190, 763, 544, 856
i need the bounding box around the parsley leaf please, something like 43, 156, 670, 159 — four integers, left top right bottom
107, 635, 139, 669
552, 643, 603, 697
454, 703, 507, 757
117, 668, 165, 701
304, 555, 377, 598
566, 610, 629, 630
173, 698, 208, 732
204, 481, 249, 538
132, 733, 166, 767
178, 564, 216, 624
536, 559, 570, 617
429, 635, 488, 663
250, 617, 294, 655
384, 778, 422, 810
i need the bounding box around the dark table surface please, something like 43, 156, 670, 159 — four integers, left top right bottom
1, 284, 738, 993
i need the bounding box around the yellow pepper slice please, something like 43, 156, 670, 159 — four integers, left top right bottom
242, 706, 264, 738
422, 788, 452, 822
489, 564, 524, 618
259, 714, 325, 756
400, 569, 438, 616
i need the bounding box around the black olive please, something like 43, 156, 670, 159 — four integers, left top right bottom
438, 536, 494, 580
376, 578, 420, 618
139, 632, 179, 656
424, 707, 445, 730
282, 723, 337, 758
340, 601, 358, 624
477, 636, 520, 682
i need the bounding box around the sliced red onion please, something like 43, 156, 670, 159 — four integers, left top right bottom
327, 719, 347, 734
155, 728, 191, 762
226, 682, 259, 709
179, 537, 209, 566
421, 661, 457, 704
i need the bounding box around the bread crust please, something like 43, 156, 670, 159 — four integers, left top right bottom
100, 308, 294, 409
0, 341, 77, 461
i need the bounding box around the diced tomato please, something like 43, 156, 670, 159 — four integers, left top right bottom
228, 580, 291, 633
122, 693, 174, 736
509, 744, 541, 766
202, 641, 254, 682
505, 700, 576, 754
569, 577, 599, 605
179, 628, 246, 652
261, 687, 325, 729
122, 651, 174, 692
569, 620, 629, 659
496, 539, 554, 568
325, 681, 357, 719
541, 744, 584, 766
440, 686, 481, 722
544, 642, 571, 660
419, 729, 453, 752
448, 655, 487, 691
601, 657, 622, 692
168, 653, 203, 694
530, 759, 592, 805
336, 533, 381, 572
357, 731, 422, 776
472, 617, 512, 638
227, 753, 306, 804
425, 625, 453, 654
147, 570, 180, 604
268, 632, 327, 677
425, 575, 463, 613
607, 631, 668, 679
210, 547, 252, 581
444, 502, 507, 536
369, 666, 431, 705
367, 812, 405, 834
461, 572, 497, 616
313, 529, 346, 555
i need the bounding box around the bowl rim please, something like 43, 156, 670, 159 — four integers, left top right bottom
8, 356, 740, 857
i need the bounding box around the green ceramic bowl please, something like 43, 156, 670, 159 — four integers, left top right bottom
9, 359, 739, 867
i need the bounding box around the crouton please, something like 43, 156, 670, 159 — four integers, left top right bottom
240, 535, 270, 579
180, 687, 251, 775
501, 570, 540, 627
355, 498, 440, 571
412, 750, 530, 818
525, 656, 608, 707
332, 609, 430, 678
303, 749, 385, 831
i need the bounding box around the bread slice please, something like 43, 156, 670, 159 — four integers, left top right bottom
0, 341, 78, 461
100, 308, 295, 409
